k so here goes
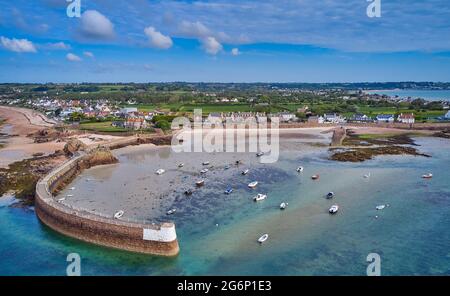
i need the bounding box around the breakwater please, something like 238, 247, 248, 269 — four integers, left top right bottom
35, 141, 179, 256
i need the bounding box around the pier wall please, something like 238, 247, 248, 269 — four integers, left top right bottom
35, 151, 179, 256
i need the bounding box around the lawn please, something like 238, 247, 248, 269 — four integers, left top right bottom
79, 121, 127, 133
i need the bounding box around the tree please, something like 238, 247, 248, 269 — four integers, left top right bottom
155, 119, 170, 131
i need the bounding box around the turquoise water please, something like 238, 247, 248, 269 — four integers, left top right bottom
366, 89, 450, 101
1, 137, 449, 275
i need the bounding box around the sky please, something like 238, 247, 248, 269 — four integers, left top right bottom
0, 0, 450, 83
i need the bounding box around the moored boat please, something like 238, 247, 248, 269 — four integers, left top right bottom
200, 168, 209, 174
329, 205, 339, 214
258, 233, 269, 243
224, 187, 233, 195
242, 169, 249, 175
166, 208, 177, 215
326, 192, 335, 199
376, 205, 386, 210
253, 193, 267, 202
280, 202, 288, 210
422, 173, 433, 179
178, 163, 185, 168
256, 152, 265, 157
311, 174, 320, 180
184, 189, 193, 196
196, 180, 205, 187
114, 210, 124, 219
156, 169, 165, 175
296, 166, 304, 172
248, 181, 258, 188
202, 161, 210, 166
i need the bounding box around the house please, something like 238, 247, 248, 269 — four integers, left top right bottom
324, 113, 345, 123
206, 113, 223, 123
120, 107, 138, 115
112, 121, 125, 128
124, 118, 149, 130
376, 114, 395, 123
445, 111, 450, 119
350, 114, 372, 123
279, 112, 296, 122
397, 113, 415, 124
308, 116, 325, 124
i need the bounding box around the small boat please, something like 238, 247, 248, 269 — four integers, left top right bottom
258, 233, 269, 243
114, 210, 124, 219
253, 193, 267, 202
166, 209, 177, 215
422, 173, 433, 179
184, 189, 193, 196
280, 202, 288, 210
200, 168, 209, 174
57, 197, 66, 203
248, 181, 258, 188
329, 205, 339, 214
256, 152, 265, 157
326, 192, 335, 199
66, 194, 74, 197
202, 161, 210, 166
224, 187, 233, 195
178, 163, 185, 168
196, 180, 205, 187
364, 173, 371, 178
296, 166, 304, 173
69, 187, 75, 190
376, 205, 386, 210
311, 174, 320, 180
242, 169, 249, 175
156, 169, 165, 175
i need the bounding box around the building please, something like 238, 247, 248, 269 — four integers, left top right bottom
279, 112, 296, 122
376, 114, 395, 123
124, 118, 149, 130
120, 107, 138, 115
324, 113, 345, 123
397, 113, 415, 124
308, 116, 325, 124
349, 114, 372, 123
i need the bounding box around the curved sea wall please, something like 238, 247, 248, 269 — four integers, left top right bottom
35, 150, 179, 256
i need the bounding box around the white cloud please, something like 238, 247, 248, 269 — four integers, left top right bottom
0, 36, 37, 53
231, 48, 240, 56
46, 42, 71, 50
178, 21, 211, 38
144, 27, 173, 49
79, 10, 115, 40
66, 53, 82, 62
83, 51, 94, 58
201, 37, 222, 55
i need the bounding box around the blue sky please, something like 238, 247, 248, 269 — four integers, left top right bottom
0, 0, 450, 83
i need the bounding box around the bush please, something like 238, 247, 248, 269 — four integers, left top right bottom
155, 119, 171, 131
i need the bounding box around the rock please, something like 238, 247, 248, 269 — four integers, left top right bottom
63, 139, 87, 156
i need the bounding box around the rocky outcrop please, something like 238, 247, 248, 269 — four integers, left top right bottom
63, 139, 87, 156
330, 146, 431, 162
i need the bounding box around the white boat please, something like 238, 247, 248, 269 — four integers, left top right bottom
178, 163, 184, 168
329, 205, 339, 214
202, 161, 210, 166
166, 209, 177, 215
200, 168, 209, 174
280, 202, 288, 210
326, 192, 335, 199
376, 205, 386, 210
156, 169, 165, 175
296, 166, 304, 172
114, 210, 124, 219
196, 180, 205, 187
311, 174, 320, 180
256, 152, 265, 157
248, 181, 258, 188
242, 169, 249, 175
422, 173, 433, 179
69, 187, 75, 190
253, 193, 267, 202
364, 173, 371, 178
258, 233, 269, 243
57, 197, 66, 203
66, 194, 74, 197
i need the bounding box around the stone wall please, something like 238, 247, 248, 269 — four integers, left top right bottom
35, 151, 180, 256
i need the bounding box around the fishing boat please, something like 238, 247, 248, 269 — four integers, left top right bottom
155, 169, 165, 175
280, 202, 288, 210
248, 181, 258, 188
184, 189, 193, 196
202, 161, 210, 166
166, 209, 177, 215
224, 187, 233, 195
256, 152, 265, 157
253, 193, 267, 202
326, 192, 335, 199
311, 174, 320, 180
178, 163, 185, 168
196, 180, 205, 187
242, 169, 249, 175
258, 234, 269, 243
114, 210, 124, 219
329, 205, 339, 214
422, 173, 433, 179
296, 166, 304, 172
200, 168, 209, 174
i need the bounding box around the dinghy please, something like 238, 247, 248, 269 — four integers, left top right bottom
258, 234, 269, 243
114, 210, 124, 219
248, 181, 258, 188
311, 174, 320, 180
156, 169, 165, 175
166, 209, 177, 215
329, 205, 339, 214
280, 202, 288, 210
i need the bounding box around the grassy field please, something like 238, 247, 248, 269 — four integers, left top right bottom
79, 121, 127, 133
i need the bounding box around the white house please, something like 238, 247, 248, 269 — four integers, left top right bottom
324, 113, 345, 123
397, 113, 415, 124
376, 114, 395, 123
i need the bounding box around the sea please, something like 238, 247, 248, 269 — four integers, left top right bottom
0, 136, 449, 275
366, 89, 450, 101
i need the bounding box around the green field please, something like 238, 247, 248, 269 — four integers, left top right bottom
79, 121, 127, 133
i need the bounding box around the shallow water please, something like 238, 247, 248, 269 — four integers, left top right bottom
0, 137, 449, 275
